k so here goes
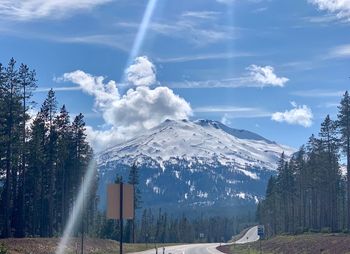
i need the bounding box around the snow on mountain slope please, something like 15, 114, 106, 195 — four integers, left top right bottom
98, 119, 293, 174
97, 119, 294, 211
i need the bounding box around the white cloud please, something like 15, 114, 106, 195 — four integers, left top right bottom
194, 106, 271, 119
36, 86, 81, 92
247, 65, 289, 87
216, 0, 263, 4
291, 89, 343, 97
126, 56, 156, 86
216, 0, 235, 4
60, 57, 192, 151
58, 34, 130, 52
62, 70, 119, 109
182, 11, 220, 20
328, 44, 350, 58
116, 16, 236, 47
271, 103, 313, 127
155, 52, 254, 63
166, 64, 289, 89
104, 86, 192, 129
309, 0, 350, 21
221, 114, 232, 126
194, 106, 263, 113
0, 0, 112, 21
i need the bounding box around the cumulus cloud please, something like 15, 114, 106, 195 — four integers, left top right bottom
62, 70, 119, 109
309, 0, 350, 21
0, 0, 112, 21
125, 56, 156, 86
60, 57, 192, 151
247, 65, 289, 87
271, 102, 313, 127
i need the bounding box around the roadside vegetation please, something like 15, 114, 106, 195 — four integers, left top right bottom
0, 238, 182, 254
219, 233, 350, 254
257, 91, 350, 236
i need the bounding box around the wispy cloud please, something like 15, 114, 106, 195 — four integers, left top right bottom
182, 11, 220, 20
301, 14, 341, 24
317, 102, 339, 108
216, 0, 236, 4
291, 89, 344, 97
216, 0, 263, 5
194, 106, 262, 113
116, 14, 237, 47
194, 105, 271, 118
0, 0, 112, 21
328, 44, 350, 58
36, 86, 82, 92
168, 64, 289, 88
155, 52, 254, 63
57, 34, 131, 52
167, 78, 245, 89
0, 28, 131, 52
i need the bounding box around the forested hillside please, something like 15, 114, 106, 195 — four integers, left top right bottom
0, 58, 98, 238
257, 91, 350, 236
0, 59, 255, 243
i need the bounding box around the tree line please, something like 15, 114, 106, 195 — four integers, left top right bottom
257, 91, 350, 236
97, 208, 253, 243
0, 58, 98, 238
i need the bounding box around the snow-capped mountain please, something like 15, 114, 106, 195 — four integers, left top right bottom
97, 119, 294, 212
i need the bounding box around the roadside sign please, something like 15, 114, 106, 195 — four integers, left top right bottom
107, 183, 134, 219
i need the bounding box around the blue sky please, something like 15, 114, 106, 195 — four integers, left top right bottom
1, 0, 350, 151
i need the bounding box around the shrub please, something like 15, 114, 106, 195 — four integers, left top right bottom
321, 227, 331, 234
0, 243, 8, 254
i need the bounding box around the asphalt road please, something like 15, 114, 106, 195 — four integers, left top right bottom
130, 226, 259, 254
234, 225, 259, 244
129, 243, 224, 254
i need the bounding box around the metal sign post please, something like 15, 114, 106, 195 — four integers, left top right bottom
120, 182, 123, 254
107, 183, 134, 254
81, 176, 84, 254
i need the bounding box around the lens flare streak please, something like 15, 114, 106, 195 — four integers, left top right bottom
55, 160, 96, 254
122, 0, 158, 82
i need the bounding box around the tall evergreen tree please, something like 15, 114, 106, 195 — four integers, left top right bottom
16, 63, 37, 237
0, 59, 98, 238
128, 162, 142, 243
1, 58, 22, 237
337, 91, 350, 230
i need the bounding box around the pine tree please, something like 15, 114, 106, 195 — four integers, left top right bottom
128, 162, 142, 243
41, 89, 58, 236
27, 112, 47, 236
16, 63, 37, 237
337, 91, 350, 230
54, 105, 71, 232
319, 115, 340, 231
1, 58, 22, 237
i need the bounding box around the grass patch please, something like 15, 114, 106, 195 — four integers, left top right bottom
0, 238, 183, 254
222, 234, 350, 254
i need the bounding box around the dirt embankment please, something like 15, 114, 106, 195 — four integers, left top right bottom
0, 238, 180, 254
218, 234, 350, 254
0, 238, 120, 254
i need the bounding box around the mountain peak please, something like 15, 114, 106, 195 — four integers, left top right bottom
99, 119, 293, 171
97, 119, 295, 210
